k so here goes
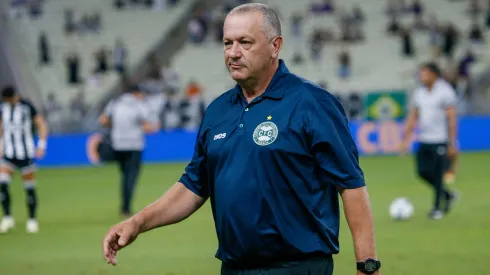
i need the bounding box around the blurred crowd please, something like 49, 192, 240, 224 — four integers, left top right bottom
4, 0, 490, 132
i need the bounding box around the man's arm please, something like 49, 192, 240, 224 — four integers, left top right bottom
446, 106, 457, 154
339, 187, 378, 263
32, 115, 48, 158
402, 108, 418, 143
34, 115, 48, 140
400, 107, 418, 154
103, 117, 209, 265
142, 120, 160, 133
34, 115, 48, 149
99, 114, 111, 127
103, 182, 206, 265
306, 92, 380, 274
133, 182, 206, 233
100, 101, 114, 127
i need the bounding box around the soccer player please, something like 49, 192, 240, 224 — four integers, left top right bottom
400, 62, 458, 220
99, 85, 159, 217
0, 86, 48, 233
102, 4, 381, 275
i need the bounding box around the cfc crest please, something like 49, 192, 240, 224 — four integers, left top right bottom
253, 121, 278, 146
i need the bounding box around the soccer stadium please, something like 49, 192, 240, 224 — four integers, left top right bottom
1, 0, 490, 274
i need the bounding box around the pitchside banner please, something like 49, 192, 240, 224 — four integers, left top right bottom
33, 116, 490, 167
364, 90, 407, 121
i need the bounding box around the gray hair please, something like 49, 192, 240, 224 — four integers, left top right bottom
228, 3, 282, 40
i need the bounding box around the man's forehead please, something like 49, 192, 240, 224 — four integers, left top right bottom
224, 12, 264, 37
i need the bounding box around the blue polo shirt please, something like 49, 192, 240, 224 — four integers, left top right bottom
179, 60, 365, 266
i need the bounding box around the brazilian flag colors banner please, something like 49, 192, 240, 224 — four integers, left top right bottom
364, 90, 407, 121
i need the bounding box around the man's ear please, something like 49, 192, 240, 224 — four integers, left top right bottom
271, 36, 283, 59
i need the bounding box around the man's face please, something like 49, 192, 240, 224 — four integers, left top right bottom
2, 96, 17, 104
223, 12, 274, 83
419, 67, 436, 86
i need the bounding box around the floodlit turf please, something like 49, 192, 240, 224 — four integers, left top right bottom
0, 152, 489, 275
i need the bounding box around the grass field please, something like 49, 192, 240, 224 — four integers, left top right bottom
0, 152, 489, 275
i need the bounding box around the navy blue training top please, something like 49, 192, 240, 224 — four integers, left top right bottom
179, 59, 365, 267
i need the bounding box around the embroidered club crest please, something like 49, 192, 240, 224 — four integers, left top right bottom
253, 121, 278, 146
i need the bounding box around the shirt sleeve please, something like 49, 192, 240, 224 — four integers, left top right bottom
178, 124, 209, 198
26, 101, 38, 118
442, 86, 457, 108
140, 102, 151, 122
306, 93, 365, 189
410, 89, 420, 109
103, 101, 114, 116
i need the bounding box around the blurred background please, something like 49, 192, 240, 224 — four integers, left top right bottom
2, 0, 490, 136
0, 0, 489, 274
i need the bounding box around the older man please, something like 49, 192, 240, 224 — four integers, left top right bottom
103, 3, 381, 275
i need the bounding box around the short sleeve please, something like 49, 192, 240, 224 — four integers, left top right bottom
410, 90, 421, 109
442, 87, 457, 108
306, 93, 365, 189
103, 101, 114, 116
26, 101, 38, 118
139, 102, 151, 122
179, 123, 209, 197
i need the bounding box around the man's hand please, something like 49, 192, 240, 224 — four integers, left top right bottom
399, 140, 410, 156
35, 148, 45, 159
102, 218, 141, 266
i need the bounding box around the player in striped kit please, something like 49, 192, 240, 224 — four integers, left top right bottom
0, 86, 48, 233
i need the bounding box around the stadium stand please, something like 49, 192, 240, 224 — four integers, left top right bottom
6, 0, 193, 106
2, 0, 490, 133
173, 0, 490, 100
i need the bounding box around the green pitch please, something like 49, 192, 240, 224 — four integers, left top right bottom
0, 152, 489, 275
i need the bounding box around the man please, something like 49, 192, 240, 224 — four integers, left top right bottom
99, 85, 159, 217
102, 4, 381, 275
0, 86, 48, 234
400, 62, 459, 220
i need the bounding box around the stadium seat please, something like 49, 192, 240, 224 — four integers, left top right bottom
8, 0, 194, 106
172, 0, 490, 100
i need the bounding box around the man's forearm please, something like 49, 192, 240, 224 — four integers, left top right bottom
132, 182, 206, 233
403, 111, 418, 143
448, 111, 457, 145
36, 118, 48, 141
340, 187, 377, 261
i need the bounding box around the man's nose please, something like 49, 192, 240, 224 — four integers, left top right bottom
228, 42, 242, 58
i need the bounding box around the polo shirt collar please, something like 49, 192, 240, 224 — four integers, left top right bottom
230, 59, 291, 103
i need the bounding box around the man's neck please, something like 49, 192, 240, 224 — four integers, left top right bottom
427, 79, 437, 91
240, 61, 279, 103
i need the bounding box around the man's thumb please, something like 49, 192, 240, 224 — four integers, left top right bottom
117, 232, 129, 247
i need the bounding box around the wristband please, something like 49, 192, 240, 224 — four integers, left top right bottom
38, 139, 47, 149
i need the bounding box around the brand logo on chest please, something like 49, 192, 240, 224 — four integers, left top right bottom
213, 133, 227, 140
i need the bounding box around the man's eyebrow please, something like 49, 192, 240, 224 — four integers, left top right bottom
223, 36, 253, 41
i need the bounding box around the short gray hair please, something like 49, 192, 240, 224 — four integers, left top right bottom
228, 3, 282, 40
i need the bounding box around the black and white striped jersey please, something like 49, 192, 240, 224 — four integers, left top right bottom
0, 100, 38, 160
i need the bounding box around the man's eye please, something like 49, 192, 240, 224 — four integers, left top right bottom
241, 41, 250, 44
224, 41, 232, 46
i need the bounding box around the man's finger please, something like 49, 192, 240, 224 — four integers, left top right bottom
103, 231, 117, 260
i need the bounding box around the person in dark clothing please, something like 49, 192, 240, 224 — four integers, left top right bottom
468, 22, 484, 43
442, 24, 458, 58
66, 52, 80, 85
401, 28, 415, 57
99, 85, 159, 217
38, 32, 50, 65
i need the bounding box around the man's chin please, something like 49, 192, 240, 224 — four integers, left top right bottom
230, 72, 248, 82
